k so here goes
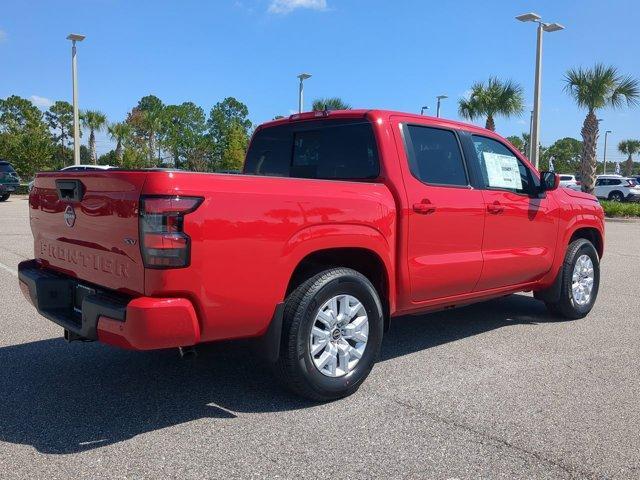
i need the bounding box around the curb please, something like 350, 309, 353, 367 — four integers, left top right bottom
605, 217, 640, 223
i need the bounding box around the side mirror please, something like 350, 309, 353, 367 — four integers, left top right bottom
540, 171, 559, 192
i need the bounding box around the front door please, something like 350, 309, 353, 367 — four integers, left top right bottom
466, 134, 558, 290
394, 121, 485, 302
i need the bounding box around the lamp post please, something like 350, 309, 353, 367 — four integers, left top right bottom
528, 110, 534, 159
420, 106, 429, 115
516, 13, 564, 169
603, 130, 612, 174
297, 73, 311, 113
67, 33, 85, 166
436, 95, 448, 117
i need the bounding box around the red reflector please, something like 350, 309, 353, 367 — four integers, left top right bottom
144, 233, 188, 249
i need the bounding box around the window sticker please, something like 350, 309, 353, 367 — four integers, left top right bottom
482, 152, 522, 190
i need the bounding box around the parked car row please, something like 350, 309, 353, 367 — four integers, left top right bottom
556, 173, 640, 202
594, 175, 640, 202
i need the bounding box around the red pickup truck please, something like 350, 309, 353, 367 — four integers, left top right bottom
19, 110, 604, 400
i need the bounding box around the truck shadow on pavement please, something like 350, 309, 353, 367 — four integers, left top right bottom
0, 294, 565, 454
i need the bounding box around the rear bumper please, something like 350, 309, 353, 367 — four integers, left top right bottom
18, 260, 200, 350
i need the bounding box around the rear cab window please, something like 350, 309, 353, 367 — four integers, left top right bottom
244, 119, 379, 181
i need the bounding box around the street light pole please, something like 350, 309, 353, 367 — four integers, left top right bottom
528, 110, 534, 159
516, 13, 564, 169
297, 73, 311, 113
67, 33, 85, 166
531, 22, 543, 169
603, 130, 612, 174
436, 95, 448, 118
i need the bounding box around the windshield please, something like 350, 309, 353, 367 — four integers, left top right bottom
627, 179, 638, 187
0, 163, 17, 175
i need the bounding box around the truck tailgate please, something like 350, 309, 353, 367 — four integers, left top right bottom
29, 171, 148, 295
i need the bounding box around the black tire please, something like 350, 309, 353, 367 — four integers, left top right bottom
608, 191, 624, 202
0, 194, 9, 202
275, 268, 384, 401
545, 239, 600, 319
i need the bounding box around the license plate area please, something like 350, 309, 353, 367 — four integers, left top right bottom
74, 284, 95, 314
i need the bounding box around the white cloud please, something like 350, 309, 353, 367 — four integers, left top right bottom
30, 95, 54, 108
268, 0, 327, 14
0, 29, 6, 42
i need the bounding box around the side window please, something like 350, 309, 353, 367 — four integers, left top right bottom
471, 135, 533, 195
595, 179, 604, 186
403, 125, 468, 186
610, 179, 621, 186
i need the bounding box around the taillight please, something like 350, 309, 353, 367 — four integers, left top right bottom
139, 195, 203, 268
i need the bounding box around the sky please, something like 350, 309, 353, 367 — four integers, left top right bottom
1, 0, 639, 162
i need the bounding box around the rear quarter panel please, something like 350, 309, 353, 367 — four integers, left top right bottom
142, 172, 396, 342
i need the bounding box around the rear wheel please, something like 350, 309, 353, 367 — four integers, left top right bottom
545, 239, 600, 319
608, 191, 624, 202
0, 194, 9, 202
275, 268, 384, 401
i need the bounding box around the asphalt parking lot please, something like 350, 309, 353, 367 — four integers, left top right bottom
0, 195, 639, 479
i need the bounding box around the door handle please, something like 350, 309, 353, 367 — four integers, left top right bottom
487, 201, 504, 214
413, 199, 436, 214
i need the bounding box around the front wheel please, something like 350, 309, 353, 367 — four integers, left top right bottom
545, 239, 600, 319
0, 194, 9, 202
275, 268, 384, 401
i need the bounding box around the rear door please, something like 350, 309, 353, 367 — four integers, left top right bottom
393, 120, 485, 302
30, 171, 148, 295
464, 134, 557, 290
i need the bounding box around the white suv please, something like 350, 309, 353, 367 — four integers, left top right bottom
594, 175, 640, 202
558, 174, 581, 191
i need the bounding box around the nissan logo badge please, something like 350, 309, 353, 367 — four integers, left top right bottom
64, 205, 76, 227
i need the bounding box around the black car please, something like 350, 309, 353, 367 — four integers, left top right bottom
0, 161, 20, 201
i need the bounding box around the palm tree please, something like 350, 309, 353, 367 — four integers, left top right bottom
618, 139, 640, 177
312, 97, 351, 111
108, 122, 131, 165
81, 110, 107, 164
142, 110, 163, 166
564, 64, 639, 193
458, 77, 524, 131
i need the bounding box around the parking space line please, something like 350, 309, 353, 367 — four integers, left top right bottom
0, 261, 18, 277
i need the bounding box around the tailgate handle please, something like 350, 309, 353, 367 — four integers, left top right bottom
55, 179, 84, 202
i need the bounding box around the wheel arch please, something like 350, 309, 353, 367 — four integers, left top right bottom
569, 226, 603, 259
281, 224, 396, 317
286, 247, 392, 331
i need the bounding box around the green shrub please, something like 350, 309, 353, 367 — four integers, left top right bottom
600, 200, 640, 217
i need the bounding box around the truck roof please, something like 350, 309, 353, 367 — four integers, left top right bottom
258, 109, 498, 137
